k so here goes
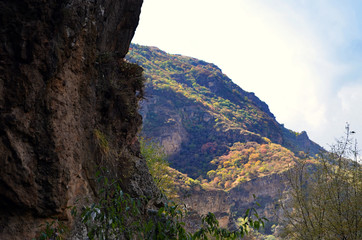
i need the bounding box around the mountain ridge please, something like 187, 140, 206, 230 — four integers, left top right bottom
127, 43, 323, 235
127, 43, 322, 169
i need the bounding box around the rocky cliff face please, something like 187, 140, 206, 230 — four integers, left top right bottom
181, 173, 286, 234
141, 95, 189, 156
0, 1, 159, 239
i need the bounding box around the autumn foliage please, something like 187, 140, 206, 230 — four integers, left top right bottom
206, 142, 299, 189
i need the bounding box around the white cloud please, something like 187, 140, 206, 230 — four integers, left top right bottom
338, 84, 362, 111
337, 85, 362, 139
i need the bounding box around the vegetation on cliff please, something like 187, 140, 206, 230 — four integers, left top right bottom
140, 137, 177, 198
62, 166, 267, 240
206, 141, 302, 190
127, 44, 279, 139
126, 43, 321, 184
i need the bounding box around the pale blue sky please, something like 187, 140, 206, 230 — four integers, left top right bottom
132, 0, 362, 150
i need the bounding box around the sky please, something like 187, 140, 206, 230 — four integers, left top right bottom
132, 0, 362, 150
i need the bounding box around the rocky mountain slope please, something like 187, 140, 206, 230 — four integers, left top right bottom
127, 44, 321, 176
0, 1, 161, 239
127, 44, 323, 234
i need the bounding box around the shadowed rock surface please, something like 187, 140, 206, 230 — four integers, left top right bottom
0, 1, 160, 239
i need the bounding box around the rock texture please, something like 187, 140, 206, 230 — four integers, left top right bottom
181, 173, 287, 234
141, 96, 189, 156
0, 1, 159, 239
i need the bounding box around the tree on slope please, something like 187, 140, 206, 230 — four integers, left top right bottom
280, 124, 362, 240
140, 137, 177, 199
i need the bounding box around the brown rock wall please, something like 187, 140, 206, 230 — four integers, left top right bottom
0, 1, 158, 239
180, 173, 287, 233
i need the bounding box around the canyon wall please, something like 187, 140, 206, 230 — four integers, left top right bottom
181, 173, 286, 234
0, 1, 160, 239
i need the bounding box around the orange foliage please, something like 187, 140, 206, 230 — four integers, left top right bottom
205, 141, 306, 190
260, 144, 268, 154
249, 153, 260, 162
224, 180, 232, 189
213, 176, 220, 184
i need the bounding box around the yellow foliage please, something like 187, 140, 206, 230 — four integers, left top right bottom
223, 161, 231, 168
249, 153, 260, 162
